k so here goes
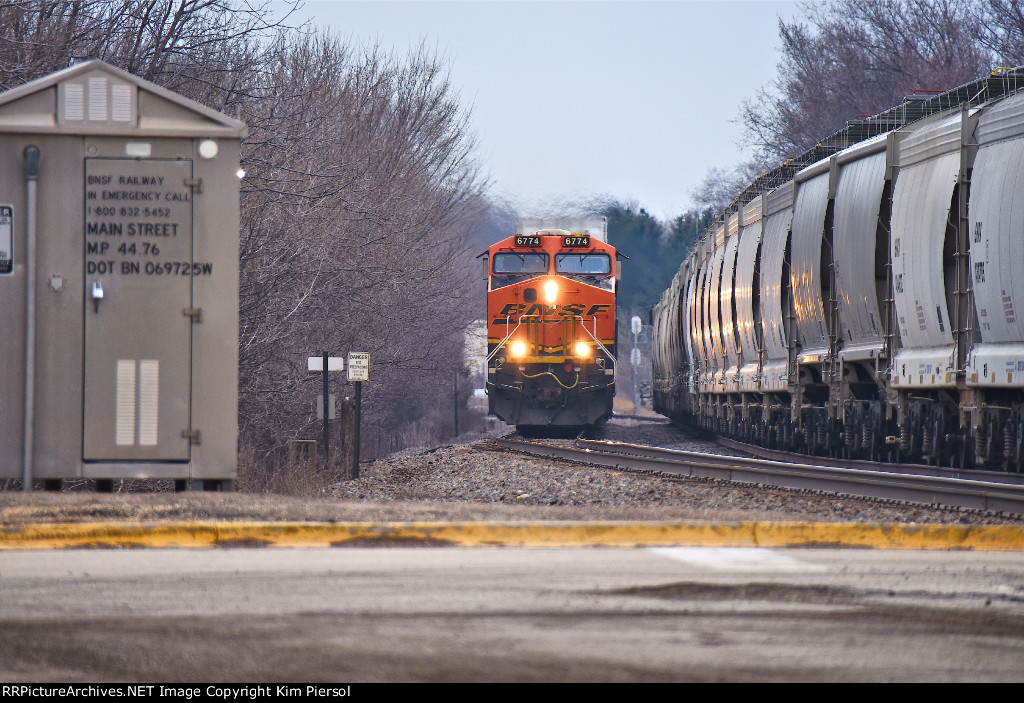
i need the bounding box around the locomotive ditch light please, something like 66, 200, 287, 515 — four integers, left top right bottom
574, 341, 590, 357
510, 341, 528, 357
544, 280, 558, 303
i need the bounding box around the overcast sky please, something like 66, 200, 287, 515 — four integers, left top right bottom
274, 0, 804, 221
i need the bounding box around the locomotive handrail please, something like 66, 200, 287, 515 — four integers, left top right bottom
486, 316, 523, 363
487, 313, 618, 374
488, 314, 580, 361
579, 315, 618, 379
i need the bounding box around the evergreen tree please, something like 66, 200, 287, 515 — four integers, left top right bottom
603, 203, 710, 313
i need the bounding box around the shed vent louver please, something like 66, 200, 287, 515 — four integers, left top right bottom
58, 72, 137, 126
87, 76, 108, 120
111, 84, 133, 122
63, 83, 84, 121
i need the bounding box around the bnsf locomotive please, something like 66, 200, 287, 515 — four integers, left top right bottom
652, 68, 1024, 471
485, 222, 619, 429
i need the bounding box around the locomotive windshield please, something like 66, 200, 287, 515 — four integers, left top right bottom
555, 253, 611, 275
492, 252, 549, 274
491, 252, 550, 289
556, 252, 613, 289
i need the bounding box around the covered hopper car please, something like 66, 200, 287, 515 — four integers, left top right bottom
652, 69, 1024, 471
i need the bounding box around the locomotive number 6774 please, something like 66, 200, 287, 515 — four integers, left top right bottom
484, 226, 620, 430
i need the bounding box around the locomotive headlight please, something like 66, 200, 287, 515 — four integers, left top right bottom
510, 341, 528, 357
544, 280, 558, 303
574, 342, 590, 357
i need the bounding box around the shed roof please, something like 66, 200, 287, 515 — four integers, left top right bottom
0, 60, 247, 138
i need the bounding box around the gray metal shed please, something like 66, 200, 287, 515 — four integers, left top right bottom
0, 60, 246, 490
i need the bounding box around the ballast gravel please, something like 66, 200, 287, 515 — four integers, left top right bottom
328, 417, 1024, 525
1, 417, 1022, 525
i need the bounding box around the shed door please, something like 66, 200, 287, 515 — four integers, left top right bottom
83, 158, 193, 461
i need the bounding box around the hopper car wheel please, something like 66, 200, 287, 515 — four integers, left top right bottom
986, 420, 997, 469
954, 437, 970, 470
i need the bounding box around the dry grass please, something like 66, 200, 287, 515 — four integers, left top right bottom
236, 409, 495, 496
236, 441, 356, 497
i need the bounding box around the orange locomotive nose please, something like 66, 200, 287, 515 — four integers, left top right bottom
491, 274, 613, 360
485, 225, 617, 428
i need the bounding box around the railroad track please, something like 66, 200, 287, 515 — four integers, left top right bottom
609, 413, 666, 423
491, 435, 1024, 516
713, 435, 1024, 485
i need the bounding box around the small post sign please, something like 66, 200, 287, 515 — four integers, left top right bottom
309, 353, 343, 467
347, 352, 369, 381
0, 205, 12, 274
347, 352, 369, 479
315, 394, 336, 420
308, 356, 344, 372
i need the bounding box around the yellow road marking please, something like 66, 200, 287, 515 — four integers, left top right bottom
1, 521, 1023, 550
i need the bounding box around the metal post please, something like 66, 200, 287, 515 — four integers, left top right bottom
322, 351, 329, 468
631, 315, 642, 413
454, 373, 459, 437
353, 381, 361, 479
632, 357, 639, 411
22, 146, 39, 492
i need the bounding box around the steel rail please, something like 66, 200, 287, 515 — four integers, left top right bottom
491, 437, 1024, 516
647, 416, 1024, 485
713, 436, 1024, 485
609, 413, 666, 423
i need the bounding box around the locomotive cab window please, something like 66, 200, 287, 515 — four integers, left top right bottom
555, 252, 613, 288
493, 252, 549, 274
555, 253, 611, 274
491, 252, 549, 288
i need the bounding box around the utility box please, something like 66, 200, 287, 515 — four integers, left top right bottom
0, 60, 246, 488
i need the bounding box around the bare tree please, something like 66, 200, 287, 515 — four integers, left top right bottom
0, 0, 301, 108
0, 4, 494, 487
690, 158, 771, 213
234, 34, 489, 481
976, 0, 1024, 65
740, 0, 992, 165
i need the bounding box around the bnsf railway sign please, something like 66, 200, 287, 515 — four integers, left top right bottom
493, 303, 611, 324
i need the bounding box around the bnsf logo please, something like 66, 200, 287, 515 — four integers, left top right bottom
493, 303, 611, 321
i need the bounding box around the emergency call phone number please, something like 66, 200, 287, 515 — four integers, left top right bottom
87, 206, 172, 218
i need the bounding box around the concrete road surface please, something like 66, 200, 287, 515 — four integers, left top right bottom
2, 546, 1024, 682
